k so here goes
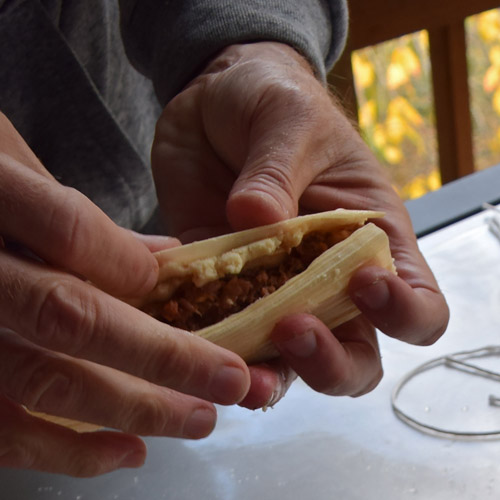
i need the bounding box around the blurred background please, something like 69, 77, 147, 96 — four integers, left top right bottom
344, 7, 500, 200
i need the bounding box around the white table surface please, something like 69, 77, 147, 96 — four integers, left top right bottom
4, 209, 500, 500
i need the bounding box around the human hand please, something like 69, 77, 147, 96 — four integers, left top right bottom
151, 42, 449, 408
0, 113, 250, 476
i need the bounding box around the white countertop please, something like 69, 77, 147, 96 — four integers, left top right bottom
4, 209, 500, 500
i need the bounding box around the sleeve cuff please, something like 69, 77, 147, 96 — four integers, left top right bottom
120, 0, 348, 104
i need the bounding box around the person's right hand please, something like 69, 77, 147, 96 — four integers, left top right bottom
0, 113, 250, 477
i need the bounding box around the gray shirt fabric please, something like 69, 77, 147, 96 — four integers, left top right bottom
0, 0, 347, 232
119, 0, 348, 106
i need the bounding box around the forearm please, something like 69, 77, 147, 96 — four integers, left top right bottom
119, 0, 347, 105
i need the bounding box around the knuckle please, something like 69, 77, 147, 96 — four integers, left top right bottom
17, 357, 80, 414
248, 161, 294, 189
158, 353, 197, 390
32, 278, 99, 355
122, 393, 175, 436
0, 436, 35, 470
67, 452, 109, 478
46, 187, 91, 265
145, 334, 201, 390
0, 403, 36, 470
262, 78, 315, 113
242, 161, 296, 205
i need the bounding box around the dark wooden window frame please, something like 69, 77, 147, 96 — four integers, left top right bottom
329, 0, 500, 184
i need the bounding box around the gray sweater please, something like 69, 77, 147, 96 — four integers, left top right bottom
0, 0, 347, 231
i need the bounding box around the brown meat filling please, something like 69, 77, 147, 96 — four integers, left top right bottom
158, 230, 351, 331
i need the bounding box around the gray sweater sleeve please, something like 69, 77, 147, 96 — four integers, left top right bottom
119, 0, 348, 105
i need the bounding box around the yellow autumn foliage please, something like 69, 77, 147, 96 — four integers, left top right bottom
386, 62, 409, 90
358, 99, 377, 129
382, 145, 403, 165
426, 170, 441, 191
351, 53, 375, 89
350, 10, 500, 199
490, 128, 500, 153
478, 10, 500, 42
388, 96, 424, 126
403, 175, 427, 199
386, 45, 421, 90
401, 170, 441, 200
372, 124, 387, 149
393, 46, 421, 77
490, 45, 500, 66
385, 115, 406, 145
483, 64, 500, 92
493, 87, 500, 115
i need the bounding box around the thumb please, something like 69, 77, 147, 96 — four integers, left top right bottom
226, 128, 316, 231
201, 44, 332, 231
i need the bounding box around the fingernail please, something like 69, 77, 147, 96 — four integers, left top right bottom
265, 377, 286, 409
353, 278, 390, 310
118, 449, 146, 469
276, 329, 317, 358
210, 366, 249, 404
184, 407, 216, 439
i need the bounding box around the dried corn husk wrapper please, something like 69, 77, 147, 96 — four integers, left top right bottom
139, 209, 396, 364
27, 411, 101, 433
33, 209, 395, 431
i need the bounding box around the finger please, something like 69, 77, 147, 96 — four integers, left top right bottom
0, 112, 52, 178
152, 87, 235, 238
0, 155, 157, 296
198, 51, 334, 231
271, 314, 383, 397
0, 333, 217, 439
129, 231, 181, 252
299, 175, 450, 346
225, 88, 327, 230
0, 251, 250, 406
368, 208, 450, 345
0, 396, 146, 477
239, 361, 296, 410
348, 266, 449, 346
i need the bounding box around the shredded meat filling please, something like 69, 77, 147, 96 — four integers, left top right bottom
158, 230, 350, 331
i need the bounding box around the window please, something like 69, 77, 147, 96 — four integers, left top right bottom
352, 32, 440, 200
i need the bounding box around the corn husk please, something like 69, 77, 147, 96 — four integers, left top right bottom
34, 210, 395, 431
144, 209, 396, 363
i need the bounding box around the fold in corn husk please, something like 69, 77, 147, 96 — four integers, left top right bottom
141, 209, 396, 363
33, 209, 395, 432
27, 410, 101, 433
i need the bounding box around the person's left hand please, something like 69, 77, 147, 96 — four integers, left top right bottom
151, 42, 449, 409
